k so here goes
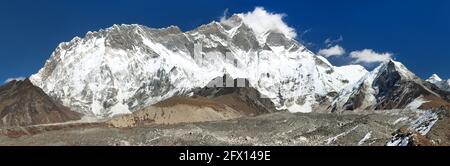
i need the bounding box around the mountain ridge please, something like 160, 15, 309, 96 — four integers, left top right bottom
330, 60, 450, 112
27, 12, 448, 117
30, 19, 368, 117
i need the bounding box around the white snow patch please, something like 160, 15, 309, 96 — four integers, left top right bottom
117, 140, 131, 146
326, 126, 359, 144
406, 96, 430, 110
287, 103, 312, 113
109, 103, 132, 117
387, 137, 409, 146
410, 110, 438, 135
358, 131, 372, 145
392, 117, 409, 125
387, 110, 439, 146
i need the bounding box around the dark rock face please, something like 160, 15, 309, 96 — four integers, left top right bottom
192, 75, 280, 116
375, 81, 428, 110
0, 79, 82, 127
374, 62, 403, 99
371, 62, 422, 109
342, 84, 370, 110
265, 32, 298, 49
337, 61, 450, 111
231, 24, 260, 51
373, 62, 450, 110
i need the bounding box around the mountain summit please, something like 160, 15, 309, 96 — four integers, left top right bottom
427, 74, 450, 92
30, 17, 367, 117
331, 60, 450, 111
427, 74, 443, 83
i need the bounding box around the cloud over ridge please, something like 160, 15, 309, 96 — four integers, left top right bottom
221, 7, 297, 39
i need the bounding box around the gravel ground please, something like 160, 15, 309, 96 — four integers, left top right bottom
0, 110, 422, 146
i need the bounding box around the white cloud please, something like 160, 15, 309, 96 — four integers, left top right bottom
219, 8, 229, 22
318, 45, 346, 57
222, 7, 297, 39
4, 77, 26, 84
325, 36, 343, 47
350, 49, 393, 63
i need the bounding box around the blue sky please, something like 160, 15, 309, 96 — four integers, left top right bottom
0, 0, 449, 83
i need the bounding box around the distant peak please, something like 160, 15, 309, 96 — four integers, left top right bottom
430, 74, 442, 81
385, 59, 402, 66
373, 59, 417, 80
427, 74, 442, 82
386, 59, 406, 69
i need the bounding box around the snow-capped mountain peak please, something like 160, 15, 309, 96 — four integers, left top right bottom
330, 59, 437, 111
221, 7, 297, 44
30, 20, 368, 117
386, 60, 420, 81
427, 74, 443, 83
426, 74, 450, 92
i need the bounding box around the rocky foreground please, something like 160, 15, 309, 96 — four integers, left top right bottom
0, 109, 446, 146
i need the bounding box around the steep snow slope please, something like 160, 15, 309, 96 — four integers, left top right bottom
30, 15, 367, 117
